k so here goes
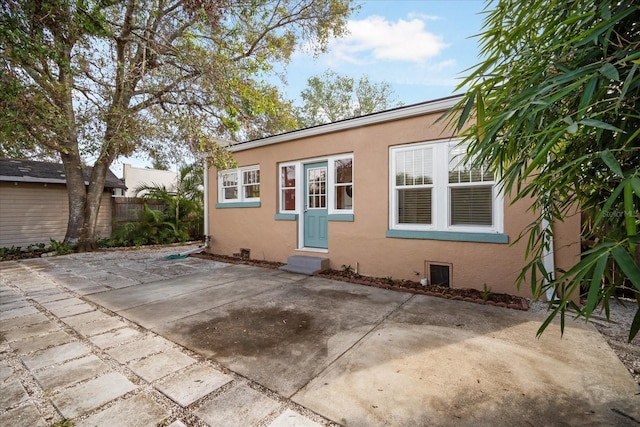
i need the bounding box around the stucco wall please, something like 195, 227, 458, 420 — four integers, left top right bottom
0, 182, 112, 247
122, 163, 177, 197
207, 112, 581, 298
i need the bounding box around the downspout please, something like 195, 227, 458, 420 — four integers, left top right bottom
542, 152, 556, 302
203, 158, 211, 249
542, 217, 556, 301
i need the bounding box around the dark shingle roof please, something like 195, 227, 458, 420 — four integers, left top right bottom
0, 158, 126, 189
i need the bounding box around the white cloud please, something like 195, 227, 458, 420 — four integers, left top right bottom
407, 12, 441, 21
330, 15, 448, 64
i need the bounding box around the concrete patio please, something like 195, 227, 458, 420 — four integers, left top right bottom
1, 245, 638, 426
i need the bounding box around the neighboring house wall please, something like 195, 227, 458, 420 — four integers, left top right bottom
206, 100, 581, 298
122, 164, 177, 197
0, 182, 112, 247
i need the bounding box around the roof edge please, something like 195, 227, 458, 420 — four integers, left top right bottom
0, 176, 68, 185
0, 175, 126, 189
229, 95, 463, 153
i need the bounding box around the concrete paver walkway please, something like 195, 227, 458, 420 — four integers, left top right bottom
1, 246, 327, 426
1, 245, 639, 426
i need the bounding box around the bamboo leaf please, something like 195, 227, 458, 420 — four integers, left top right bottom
476, 89, 485, 139
618, 63, 637, 107
578, 76, 597, 118
631, 177, 640, 198
598, 63, 619, 81
457, 93, 475, 132
537, 305, 562, 338
585, 254, 609, 318
594, 181, 624, 225
612, 246, 640, 291
624, 182, 638, 255
600, 149, 623, 177
629, 309, 640, 343
580, 119, 622, 132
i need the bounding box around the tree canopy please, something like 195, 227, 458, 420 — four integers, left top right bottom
449, 0, 639, 340
297, 70, 403, 127
0, 0, 354, 250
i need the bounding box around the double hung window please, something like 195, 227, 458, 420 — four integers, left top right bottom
448, 145, 493, 226
394, 146, 433, 225
280, 165, 296, 212
334, 158, 353, 211
390, 139, 500, 233
218, 166, 260, 203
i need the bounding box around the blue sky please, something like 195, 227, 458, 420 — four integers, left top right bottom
116, 1, 487, 171
280, 0, 487, 106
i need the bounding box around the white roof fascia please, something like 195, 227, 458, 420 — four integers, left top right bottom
229, 95, 463, 153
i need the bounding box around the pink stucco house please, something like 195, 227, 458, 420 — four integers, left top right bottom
205, 95, 580, 297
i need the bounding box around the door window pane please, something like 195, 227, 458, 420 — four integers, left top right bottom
307, 167, 327, 209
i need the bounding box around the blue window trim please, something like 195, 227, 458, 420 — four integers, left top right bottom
328, 213, 354, 222
386, 229, 509, 244
275, 213, 298, 221
215, 202, 261, 209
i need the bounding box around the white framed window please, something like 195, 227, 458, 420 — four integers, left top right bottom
221, 171, 239, 201
279, 164, 297, 212
333, 157, 353, 212
393, 145, 434, 226
448, 144, 493, 227
390, 139, 502, 233
218, 165, 260, 203
278, 153, 354, 215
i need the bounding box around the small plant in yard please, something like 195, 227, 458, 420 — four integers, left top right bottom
1, 243, 54, 261
385, 276, 394, 285
0, 246, 22, 260
51, 419, 73, 427
48, 239, 75, 255
481, 283, 492, 302
341, 264, 354, 276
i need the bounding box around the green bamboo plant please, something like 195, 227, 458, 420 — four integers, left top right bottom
446, 0, 640, 341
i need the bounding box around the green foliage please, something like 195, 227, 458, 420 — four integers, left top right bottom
0, 242, 67, 261
0, 246, 23, 260
448, 0, 640, 341
297, 70, 403, 127
109, 163, 204, 247
112, 204, 190, 247
48, 239, 75, 255
0, 0, 355, 248
481, 284, 492, 302
341, 264, 354, 275
50, 418, 73, 427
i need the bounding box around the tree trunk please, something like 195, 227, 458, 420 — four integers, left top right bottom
76, 160, 111, 252
61, 151, 87, 246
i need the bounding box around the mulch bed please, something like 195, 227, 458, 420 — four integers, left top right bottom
317, 269, 528, 311
192, 253, 529, 311
191, 252, 285, 269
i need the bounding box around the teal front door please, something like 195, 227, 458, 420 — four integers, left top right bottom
304, 162, 328, 249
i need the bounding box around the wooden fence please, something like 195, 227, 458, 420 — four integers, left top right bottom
111, 197, 166, 230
